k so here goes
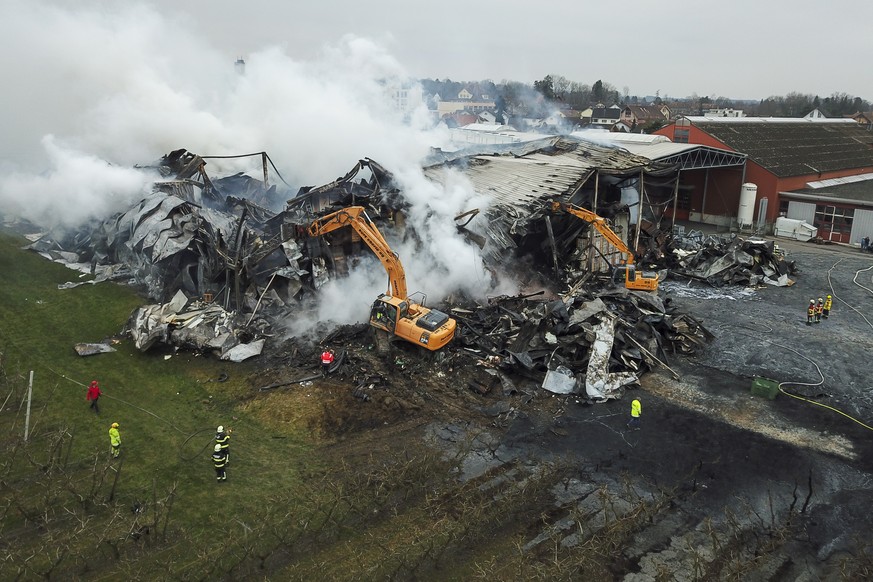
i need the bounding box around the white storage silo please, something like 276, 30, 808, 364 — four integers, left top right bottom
738, 183, 757, 228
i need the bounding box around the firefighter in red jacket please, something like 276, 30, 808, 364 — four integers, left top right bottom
806, 299, 815, 326
815, 298, 824, 323
321, 349, 335, 376
86, 380, 101, 414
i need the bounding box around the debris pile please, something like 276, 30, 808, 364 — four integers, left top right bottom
666, 233, 797, 287
19, 146, 784, 376
128, 290, 266, 362
454, 289, 711, 401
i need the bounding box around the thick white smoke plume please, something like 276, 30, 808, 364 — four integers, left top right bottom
0, 0, 516, 329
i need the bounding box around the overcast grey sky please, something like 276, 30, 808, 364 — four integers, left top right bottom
2, 0, 872, 176
147, 0, 873, 101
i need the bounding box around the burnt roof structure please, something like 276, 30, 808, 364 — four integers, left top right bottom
424, 136, 681, 265
686, 118, 873, 178
425, 136, 675, 208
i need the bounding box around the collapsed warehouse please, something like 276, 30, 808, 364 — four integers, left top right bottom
26, 137, 795, 396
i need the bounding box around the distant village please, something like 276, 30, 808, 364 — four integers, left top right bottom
392, 77, 873, 134
380, 75, 873, 246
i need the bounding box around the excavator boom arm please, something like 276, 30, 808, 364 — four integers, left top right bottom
551, 201, 635, 264
308, 206, 408, 298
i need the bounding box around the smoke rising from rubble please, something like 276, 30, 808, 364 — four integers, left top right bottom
0, 136, 156, 229
2, 1, 511, 327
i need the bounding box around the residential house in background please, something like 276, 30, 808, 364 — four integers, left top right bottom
620, 105, 671, 130
848, 111, 873, 129
589, 105, 622, 129
386, 81, 424, 115
436, 87, 496, 118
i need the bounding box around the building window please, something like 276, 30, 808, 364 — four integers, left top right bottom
674, 129, 690, 143
814, 204, 854, 239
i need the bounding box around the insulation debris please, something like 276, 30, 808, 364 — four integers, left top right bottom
73, 343, 117, 357
128, 290, 264, 361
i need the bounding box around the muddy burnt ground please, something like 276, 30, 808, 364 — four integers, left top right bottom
242, 238, 873, 579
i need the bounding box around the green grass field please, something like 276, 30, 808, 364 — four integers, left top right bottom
0, 231, 323, 579
0, 230, 632, 580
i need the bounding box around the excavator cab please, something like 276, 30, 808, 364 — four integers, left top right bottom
310, 206, 457, 351
613, 264, 659, 292
370, 298, 396, 332
369, 294, 456, 350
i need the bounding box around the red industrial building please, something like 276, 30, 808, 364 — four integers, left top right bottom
655, 117, 873, 241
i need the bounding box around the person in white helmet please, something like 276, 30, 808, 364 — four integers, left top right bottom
215, 425, 231, 464
806, 299, 815, 326
815, 298, 824, 323
212, 444, 227, 482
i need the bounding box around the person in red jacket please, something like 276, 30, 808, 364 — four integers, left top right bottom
86, 380, 101, 414
321, 350, 335, 377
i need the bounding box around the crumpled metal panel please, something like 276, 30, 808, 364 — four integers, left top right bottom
584, 314, 639, 400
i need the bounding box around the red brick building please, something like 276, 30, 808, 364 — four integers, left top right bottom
655, 117, 873, 238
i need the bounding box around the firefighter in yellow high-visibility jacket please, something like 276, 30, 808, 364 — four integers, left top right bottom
109, 422, 121, 458
823, 295, 833, 319
627, 398, 642, 430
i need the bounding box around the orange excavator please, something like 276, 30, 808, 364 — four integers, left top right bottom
308, 206, 457, 350
551, 201, 659, 292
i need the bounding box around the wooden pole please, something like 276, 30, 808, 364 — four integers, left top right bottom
24, 371, 33, 442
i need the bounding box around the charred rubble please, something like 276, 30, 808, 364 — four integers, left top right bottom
664, 231, 798, 286
452, 288, 711, 402
22, 143, 789, 385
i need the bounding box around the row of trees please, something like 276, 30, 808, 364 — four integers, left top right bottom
421, 75, 871, 120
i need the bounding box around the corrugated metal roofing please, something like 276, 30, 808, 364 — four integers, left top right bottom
786, 180, 873, 205
424, 136, 669, 210
806, 172, 873, 189
685, 116, 857, 125
579, 132, 671, 144
690, 118, 873, 177
618, 142, 699, 159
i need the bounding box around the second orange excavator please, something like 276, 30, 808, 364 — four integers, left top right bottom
551, 201, 659, 292
308, 206, 456, 350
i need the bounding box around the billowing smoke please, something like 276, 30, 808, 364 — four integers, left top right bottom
0, 136, 156, 228
0, 1, 514, 332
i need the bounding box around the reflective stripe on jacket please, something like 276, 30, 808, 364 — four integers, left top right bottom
212, 452, 227, 468
215, 433, 230, 450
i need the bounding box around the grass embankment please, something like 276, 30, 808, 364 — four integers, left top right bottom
1, 230, 671, 580
0, 232, 316, 578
